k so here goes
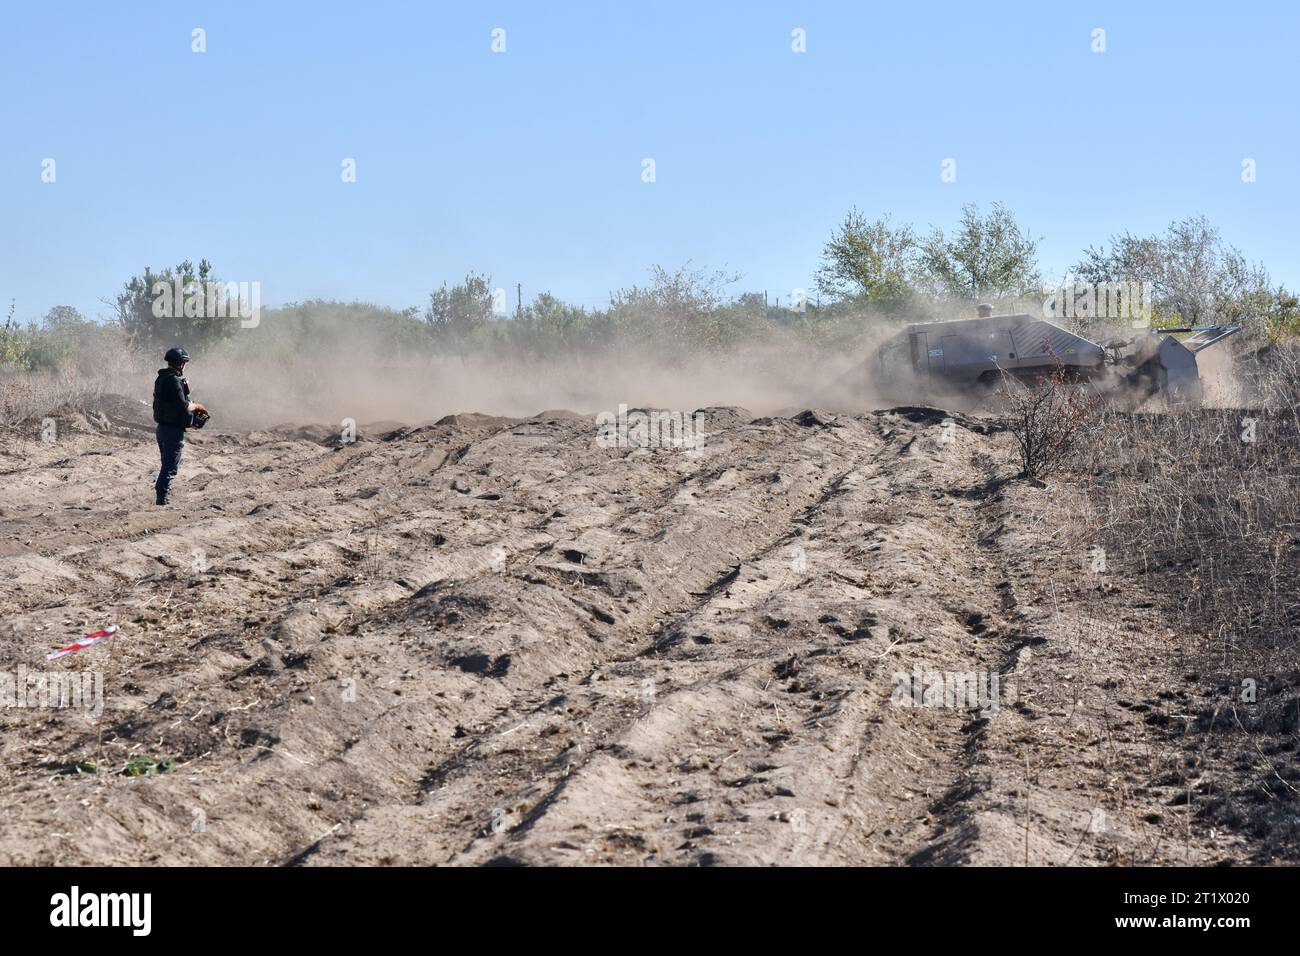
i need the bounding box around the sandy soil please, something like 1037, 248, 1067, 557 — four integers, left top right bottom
0, 397, 1282, 865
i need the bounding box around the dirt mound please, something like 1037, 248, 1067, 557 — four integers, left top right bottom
0, 392, 155, 442
93, 393, 155, 430
0, 408, 1290, 865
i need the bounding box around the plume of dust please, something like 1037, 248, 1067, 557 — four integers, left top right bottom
194, 340, 900, 431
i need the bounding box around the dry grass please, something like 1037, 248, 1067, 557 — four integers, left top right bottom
1068, 345, 1300, 855
0, 370, 107, 427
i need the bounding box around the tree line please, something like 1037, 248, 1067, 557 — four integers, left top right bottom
2, 204, 1295, 372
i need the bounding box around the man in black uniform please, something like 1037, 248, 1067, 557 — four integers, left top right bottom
152, 346, 204, 505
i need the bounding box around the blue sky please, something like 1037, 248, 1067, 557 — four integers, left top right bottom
2, 0, 1296, 322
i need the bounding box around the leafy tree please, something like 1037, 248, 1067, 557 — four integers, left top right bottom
917, 202, 1041, 300
425, 273, 494, 351
815, 210, 916, 305
43, 305, 86, 329
25, 306, 89, 370
112, 259, 243, 353
513, 292, 592, 354
1075, 215, 1293, 336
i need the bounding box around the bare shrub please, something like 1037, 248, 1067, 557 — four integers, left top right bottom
1000, 369, 1104, 480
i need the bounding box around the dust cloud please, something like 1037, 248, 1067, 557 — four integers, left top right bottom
189, 344, 892, 431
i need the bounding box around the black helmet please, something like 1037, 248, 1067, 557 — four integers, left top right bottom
164, 346, 190, 365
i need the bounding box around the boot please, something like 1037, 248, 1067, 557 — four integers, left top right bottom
156, 493, 169, 506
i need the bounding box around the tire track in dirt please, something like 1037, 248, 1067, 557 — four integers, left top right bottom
291, 412, 867, 864
437, 423, 911, 865
301, 410, 1019, 865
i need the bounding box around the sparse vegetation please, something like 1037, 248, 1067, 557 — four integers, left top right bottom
1065, 347, 1300, 857
1000, 369, 1104, 481
0, 369, 112, 428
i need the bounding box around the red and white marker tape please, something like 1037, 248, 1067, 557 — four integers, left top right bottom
46, 625, 118, 661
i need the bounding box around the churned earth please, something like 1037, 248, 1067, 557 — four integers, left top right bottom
0, 397, 1285, 865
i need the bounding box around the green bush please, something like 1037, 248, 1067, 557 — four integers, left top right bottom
114, 259, 245, 353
